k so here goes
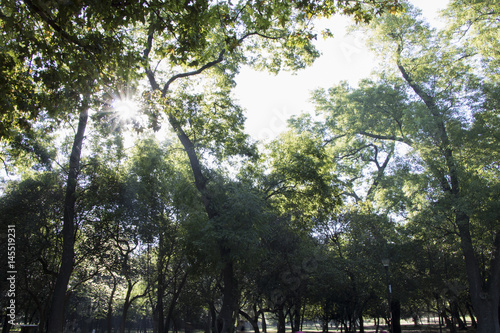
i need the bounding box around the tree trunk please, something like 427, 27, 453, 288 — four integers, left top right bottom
238, 306, 260, 333
451, 300, 465, 329
291, 303, 301, 333
261, 309, 267, 333
441, 311, 456, 333
322, 318, 329, 333
2, 315, 11, 333
120, 278, 144, 333
167, 114, 240, 333
209, 302, 217, 333
107, 274, 118, 333
47, 108, 88, 333
466, 302, 477, 328
157, 277, 165, 333
276, 306, 286, 333
164, 271, 189, 333
218, 257, 237, 333
391, 300, 401, 333
456, 213, 500, 333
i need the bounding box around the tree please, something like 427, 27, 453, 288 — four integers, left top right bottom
443, 0, 500, 83
0, 172, 64, 331
2, 1, 401, 332
304, 2, 500, 331
1, 2, 148, 331
366, 4, 500, 332
0, 0, 145, 142
139, 1, 400, 331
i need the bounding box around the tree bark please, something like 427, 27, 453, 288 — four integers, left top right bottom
47, 108, 88, 333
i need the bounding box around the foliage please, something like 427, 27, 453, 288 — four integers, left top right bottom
0, 0, 144, 142
261, 130, 342, 229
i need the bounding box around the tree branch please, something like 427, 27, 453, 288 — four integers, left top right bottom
366, 143, 394, 199
358, 130, 412, 146
162, 49, 226, 96
395, 44, 458, 194
24, 0, 90, 50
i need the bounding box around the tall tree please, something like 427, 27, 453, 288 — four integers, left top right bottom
2, 1, 400, 332
1, 2, 148, 331
367, 4, 500, 332
0, 172, 65, 331
305, 3, 500, 331
48, 105, 88, 333
139, 1, 399, 332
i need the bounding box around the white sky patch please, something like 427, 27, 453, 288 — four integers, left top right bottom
234, 0, 450, 142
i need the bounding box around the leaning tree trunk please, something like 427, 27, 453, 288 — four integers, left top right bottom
168, 115, 238, 333
47, 108, 88, 333
144, 45, 238, 333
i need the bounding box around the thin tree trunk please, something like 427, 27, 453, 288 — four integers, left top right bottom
107, 274, 118, 333
47, 108, 88, 333
466, 302, 477, 328
164, 271, 189, 333
238, 309, 260, 333
292, 303, 301, 333
209, 302, 217, 333
120, 280, 134, 333
120, 278, 146, 333
277, 307, 286, 333
2, 315, 11, 333
261, 309, 267, 333
157, 273, 165, 333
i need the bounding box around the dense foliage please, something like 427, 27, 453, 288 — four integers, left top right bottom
1, 1, 499, 333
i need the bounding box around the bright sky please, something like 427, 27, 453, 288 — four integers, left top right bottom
234, 0, 450, 142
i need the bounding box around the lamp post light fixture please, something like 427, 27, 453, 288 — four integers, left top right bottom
382, 259, 393, 333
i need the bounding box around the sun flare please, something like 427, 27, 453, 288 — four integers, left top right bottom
112, 98, 140, 121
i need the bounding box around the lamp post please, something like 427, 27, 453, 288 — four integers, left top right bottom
382, 259, 392, 333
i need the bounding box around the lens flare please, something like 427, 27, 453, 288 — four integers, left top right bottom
112, 98, 140, 121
